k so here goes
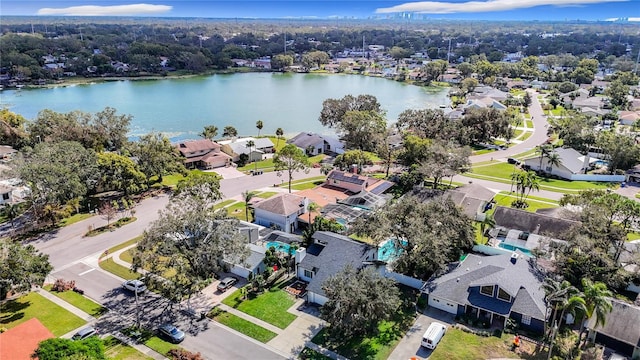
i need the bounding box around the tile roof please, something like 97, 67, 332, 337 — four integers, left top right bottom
177, 139, 221, 155
0, 318, 54, 360
253, 193, 305, 216
423, 253, 547, 320
300, 231, 375, 296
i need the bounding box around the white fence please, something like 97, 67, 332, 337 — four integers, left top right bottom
569, 174, 625, 182
472, 244, 513, 256
383, 269, 425, 290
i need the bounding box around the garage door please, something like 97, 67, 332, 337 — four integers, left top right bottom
428, 295, 457, 314
230, 265, 250, 279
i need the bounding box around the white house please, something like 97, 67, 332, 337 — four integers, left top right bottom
287, 132, 345, 155
523, 147, 589, 180
253, 193, 308, 233
220, 137, 274, 163
296, 231, 377, 305
224, 243, 266, 279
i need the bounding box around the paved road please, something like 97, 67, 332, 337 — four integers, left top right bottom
470, 89, 548, 164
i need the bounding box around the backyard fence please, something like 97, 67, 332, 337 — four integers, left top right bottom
383, 269, 425, 290
569, 174, 625, 182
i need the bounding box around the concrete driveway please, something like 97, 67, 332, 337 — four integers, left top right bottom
209, 167, 246, 179
388, 308, 455, 360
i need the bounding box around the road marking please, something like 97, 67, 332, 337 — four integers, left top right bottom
79, 268, 96, 276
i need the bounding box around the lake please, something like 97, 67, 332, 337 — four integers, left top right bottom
0, 72, 449, 141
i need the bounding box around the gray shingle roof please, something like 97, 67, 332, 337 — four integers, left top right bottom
262, 230, 303, 244
287, 132, 325, 149
423, 253, 547, 320
586, 299, 640, 347
299, 231, 375, 297
493, 206, 580, 240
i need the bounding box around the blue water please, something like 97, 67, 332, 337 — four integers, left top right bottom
378, 239, 407, 262
266, 241, 293, 254
498, 242, 532, 256
594, 160, 609, 167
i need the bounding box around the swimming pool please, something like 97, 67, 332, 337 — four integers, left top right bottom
498, 242, 532, 256
378, 239, 407, 262
265, 241, 294, 254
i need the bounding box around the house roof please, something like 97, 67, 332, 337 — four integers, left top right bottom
287, 132, 325, 149
300, 231, 375, 296
586, 299, 640, 348
0, 318, 54, 360
296, 185, 350, 207
339, 191, 390, 210
262, 230, 303, 244
423, 253, 547, 320
409, 184, 496, 219
524, 147, 587, 174
493, 206, 580, 240
177, 139, 221, 155
253, 193, 305, 216
326, 170, 395, 195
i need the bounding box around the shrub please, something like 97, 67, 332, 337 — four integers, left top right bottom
52, 278, 75, 292
492, 329, 503, 337
168, 348, 204, 360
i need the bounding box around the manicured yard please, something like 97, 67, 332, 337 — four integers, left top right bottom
255, 191, 278, 199
628, 232, 640, 241
213, 199, 237, 210
0, 292, 86, 336
222, 285, 296, 329
44, 285, 108, 318
99, 257, 141, 280
103, 336, 152, 360
60, 213, 94, 227
209, 308, 278, 342
525, 119, 534, 129
490, 192, 558, 214
512, 129, 524, 139
308, 154, 327, 164
512, 148, 538, 160
156, 169, 210, 187
101, 236, 142, 259
518, 131, 533, 142
289, 180, 326, 191
238, 158, 276, 172
225, 202, 251, 221
429, 328, 546, 360
144, 336, 182, 356
120, 249, 134, 264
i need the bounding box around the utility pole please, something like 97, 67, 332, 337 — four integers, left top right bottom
546, 320, 558, 360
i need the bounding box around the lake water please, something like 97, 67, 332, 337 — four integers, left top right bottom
0, 73, 449, 141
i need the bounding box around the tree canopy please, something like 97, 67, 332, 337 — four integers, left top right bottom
0, 239, 52, 299
273, 144, 310, 193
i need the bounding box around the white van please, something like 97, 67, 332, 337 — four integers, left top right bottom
421, 322, 447, 350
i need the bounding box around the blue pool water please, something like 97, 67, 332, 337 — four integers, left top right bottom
266, 241, 293, 254
593, 160, 609, 167
378, 240, 407, 262
498, 242, 533, 256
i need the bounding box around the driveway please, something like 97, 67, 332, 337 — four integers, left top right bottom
387, 308, 455, 360
209, 167, 246, 179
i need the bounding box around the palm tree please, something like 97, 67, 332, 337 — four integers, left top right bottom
223, 126, 238, 138
256, 120, 264, 137
275, 127, 284, 148
542, 278, 579, 334
537, 144, 553, 171
245, 140, 256, 171
242, 190, 256, 222
307, 201, 319, 225
200, 125, 218, 141
510, 170, 540, 206
546, 151, 562, 175
479, 214, 495, 243
578, 279, 613, 345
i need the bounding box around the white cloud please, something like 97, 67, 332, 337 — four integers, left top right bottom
376, 0, 627, 14
37, 3, 172, 16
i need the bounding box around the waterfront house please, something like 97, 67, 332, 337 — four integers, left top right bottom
253, 193, 308, 233
325, 170, 394, 195
287, 132, 344, 155
176, 139, 232, 169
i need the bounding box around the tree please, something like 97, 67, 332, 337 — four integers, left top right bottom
270, 54, 293, 71
377, 128, 398, 178
319, 94, 382, 129
174, 171, 222, 206
255, 120, 263, 137
388, 46, 412, 61
322, 266, 401, 338
605, 79, 630, 109
200, 125, 218, 141
422, 59, 448, 84
546, 151, 562, 174
457, 62, 474, 78
596, 131, 640, 174
417, 141, 470, 189
99, 202, 117, 228
350, 196, 474, 279
302, 216, 344, 247
245, 140, 256, 171
536, 144, 553, 170
133, 132, 186, 184
275, 127, 284, 148
460, 77, 478, 95
0, 239, 51, 299
0, 108, 27, 148
1, 203, 22, 232
273, 144, 310, 193
222, 126, 238, 138
479, 214, 495, 242
335, 110, 387, 152
333, 150, 373, 173
510, 170, 540, 207
33, 337, 106, 360
460, 108, 511, 145
301, 51, 329, 70
133, 186, 248, 306
577, 279, 612, 345
96, 152, 147, 196
242, 190, 256, 222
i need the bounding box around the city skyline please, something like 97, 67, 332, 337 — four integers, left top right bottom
2, 0, 639, 21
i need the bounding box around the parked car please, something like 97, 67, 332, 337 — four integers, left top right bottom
72, 326, 97, 341
158, 323, 185, 343
507, 158, 519, 165
421, 322, 447, 350
217, 276, 238, 292
122, 279, 147, 294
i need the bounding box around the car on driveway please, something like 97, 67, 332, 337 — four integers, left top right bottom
158, 323, 185, 343
217, 276, 238, 292
72, 326, 97, 341
122, 279, 147, 294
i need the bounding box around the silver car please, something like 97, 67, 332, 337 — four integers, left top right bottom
122, 279, 147, 294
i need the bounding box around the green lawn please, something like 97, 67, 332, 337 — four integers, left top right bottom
222, 285, 296, 329
43, 285, 108, 318
264, 136, 286, 152
468, 163, 614, 192
213, 199, 237, 210
512, 129, 524, 139
99, 258, 141, 280
156, 169, 209, 187
308, 154, 327, 164
103, 336, 152, 360
525, 119, 534, 129
238, 158, 275, 172
289, 180, 326, 191
430, 328, 545, 360
628, 232, 640, 241
491, 192, 558, 214
288, 176, 327, 185
0, 292, 86, 336
225, 202, 251, 221
519, 131, 533, 142
60, 213, 94, 227
255, 191, 278, 199
120, 249, 134, 264
144, 337, 181, 356
101, 236, 142, 259
512, 148, 539, 160
209, 308, 278, 342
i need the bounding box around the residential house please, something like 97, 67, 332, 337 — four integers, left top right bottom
318, 191, 391, 228
295, 231, 377, 305
253, 193, 308, 233
325, 170, 394, 195
464, 97, 508, 111
262, 230, 303, 246
422, 252, 548, 334
287, 132, 344, 155
224, 243, 266, 279
619, 111, 640, 126
562, 89, 609, 113
176, 139, 232, 169
522, 147, 590, 180
0, 318, 54, 360
586, 299, 640, 359
219, 137, 274, 162
408, 183, 497, 221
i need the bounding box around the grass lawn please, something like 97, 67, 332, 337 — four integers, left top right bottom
468, 163, 614, 192
430, 328, 546, 360
308, 154, 327, 164
512, 148, 539, 160
209, 308, 278, 342
512, 129, 524, 139
120, 249, 134, 264
213, 199, 237, 210
156, 169, 210, 187
238, 158, 275, 172
99, 258, 141, 280
472, 148, 495, 155
255, 191, 278, 199
311, 288, 417, 360
43, 285, 108, 318
222, 285, 296, 329
102, 236, 142, 259
0, 292, 86, 336
519, 131, 533, 142
264, 136, 286, 152
144, 336, 181, 356
225, 202, 251, 221
289, 180, 325, 191
525, 119, 534, 129
491, 192, 558, 214
288, 176, 327, 185
627, 232, 640, 241
60, 213, 94, 227
103, 336, 152, 360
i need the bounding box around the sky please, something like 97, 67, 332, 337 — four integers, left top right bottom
1, 0, 639, 21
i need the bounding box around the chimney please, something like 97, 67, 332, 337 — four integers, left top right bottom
582, 153, 590, 174
295, 247, 307, 264
510, 252, 519, 264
